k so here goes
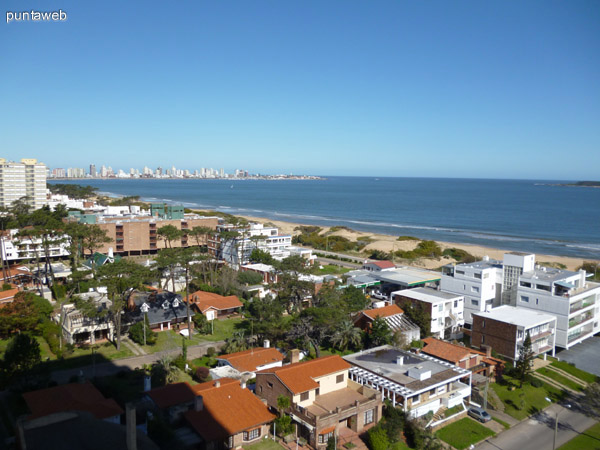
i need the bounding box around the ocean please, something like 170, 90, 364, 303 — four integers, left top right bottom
49, 177, 600, 259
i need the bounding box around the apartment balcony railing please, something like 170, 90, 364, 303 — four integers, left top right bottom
568, 326, 594, 343
569, 313, 594, 328
570, 301, 595, 315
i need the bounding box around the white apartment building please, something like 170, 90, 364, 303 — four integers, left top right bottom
392, 287, 465, 339
440, 257, 503, 324
0, 158, 47, 210
209, 223, 298, 268
442, 252, 600, 349
0, 229, 70, 262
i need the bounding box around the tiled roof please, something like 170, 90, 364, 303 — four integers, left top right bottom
218, 348, 284, 373
362, 304, 404, 320
185, 378, 275, 441
185, 290, 243, 313
421, 337, 483, 363
23, 382, 124, 420
147, 382, 196, 409
258, 355, 350, 394
0, 287, 19, 301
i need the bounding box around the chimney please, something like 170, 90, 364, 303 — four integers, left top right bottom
195, 395, 204, 412
396, 356, 404, 366
126, 403, 136, 450
263, 339, 270, 349
241, 381, 247, 389
482, 345, 492, 358
290, 349, 300, 364
214, 380, 221, 388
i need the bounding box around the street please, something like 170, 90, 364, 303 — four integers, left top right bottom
50, 340, 224, 384
476, 403, 598, 450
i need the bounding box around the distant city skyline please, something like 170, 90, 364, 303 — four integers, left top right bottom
2, 1, 599, 179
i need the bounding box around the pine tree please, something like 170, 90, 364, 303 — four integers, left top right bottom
515, 332, 535, 388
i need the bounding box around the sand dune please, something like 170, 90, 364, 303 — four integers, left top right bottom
237, 215, 597, 271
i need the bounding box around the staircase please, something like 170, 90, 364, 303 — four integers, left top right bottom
432, 406, 447, 422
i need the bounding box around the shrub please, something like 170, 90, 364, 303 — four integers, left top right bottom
172, 355, 187, 371
129, 316, 157, 345
367, 425, 389, 450
194, 366, 211, 383
530, 377, 544, 388
274, 415, 294, 436
206, 347, 216, 357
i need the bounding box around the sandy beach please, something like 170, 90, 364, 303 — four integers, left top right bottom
235, 215, 597, 271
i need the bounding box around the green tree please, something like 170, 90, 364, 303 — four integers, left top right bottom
0, 292, 40, 338
367, 425, 389, 450
515, 332, 535, 388
277, 395, 290, 416
369, 316, 392, 347
237, 270, 265, 286
2, 333, 41, 381
341, 286, 370, 312
249, 248, 275, 265
129, 315, 157, 345
81, 225, 111, 275
157, 224, 182, 249
398, 300, 431, 338
331, 320, 362, 351
96, 259, 153, 350
223, 330, 248, 354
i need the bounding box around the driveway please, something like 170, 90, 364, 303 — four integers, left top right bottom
555, 335, 600, 377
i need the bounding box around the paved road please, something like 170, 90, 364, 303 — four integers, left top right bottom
476, 403, 598, 450
51, 340, 225, 384
316, 256, 362, 269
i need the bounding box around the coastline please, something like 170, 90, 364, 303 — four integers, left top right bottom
234, 214, 598, 272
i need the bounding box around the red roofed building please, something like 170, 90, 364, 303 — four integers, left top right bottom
146, 382, 196, 423
184, 378, 275, 450
217, 345, 284, 375
0, 285, 20, 307
362, 260, 396, 272
354, 304, 421, 343
23, 382, 123, 424
256, 356, 382, 449
421, 337, 503, 381
185, 290, 243, 320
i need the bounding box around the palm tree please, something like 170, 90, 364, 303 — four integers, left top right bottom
223, 330, 248, 354
331, 320, 362, 351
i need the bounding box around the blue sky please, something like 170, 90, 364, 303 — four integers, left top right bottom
1, 1, 598, 179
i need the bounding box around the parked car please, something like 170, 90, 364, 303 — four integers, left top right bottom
468, 406, 491, 423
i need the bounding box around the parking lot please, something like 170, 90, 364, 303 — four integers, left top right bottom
555, 335, 600, 377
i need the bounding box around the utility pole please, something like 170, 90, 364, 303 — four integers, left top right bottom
141, 302, 150, 346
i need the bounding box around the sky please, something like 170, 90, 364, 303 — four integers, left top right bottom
1, 1, 599, 179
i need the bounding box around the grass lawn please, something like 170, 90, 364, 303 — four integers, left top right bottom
492, 417, 511, 430
310, 264, 351, 276
243, 438, 286, 450
443, 404, 465, 418
490, 375, 566, 420
536, 367, 585, 391
390, 441, 411, 450
551, 361, 599, 384
140, 318, 241, 354
436, 417, 495, 450
557, 421, 600, 450
190, 355, 218, 368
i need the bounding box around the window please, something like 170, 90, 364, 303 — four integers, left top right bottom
483, 273, 489, 279
482, 319, 485, 328
267, 382, 273, 389
471, 286, 480, 293
243, 428, 261, 441
411, 394, 420, 405
481, 335, 485, 344
336, 374, 344, 383
438, 304, 443, 312
319, 431, 334, 444
472, 299, 479, 306
474, 273, 482, 279
437, 385, 447, 394
521, 296, 529, 303
300, 392, 309, 401
454, 300, 458, 308
364, 409, 375, 425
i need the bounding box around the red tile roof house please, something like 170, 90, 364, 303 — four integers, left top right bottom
362, 260, 396, 272
22, 382, 124, 424
0, 284, 21, 307
217, 346, 285, 376
185, 290, 243, 321
147, 379, 275, 449
420, 337, 504, 382
256, 355, 382, 449
354, 304, 421, 343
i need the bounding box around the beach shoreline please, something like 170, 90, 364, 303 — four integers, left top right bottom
232, 214, 598, 272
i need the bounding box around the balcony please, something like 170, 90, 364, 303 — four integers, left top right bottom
568, 325, 595, 343
570, 300, 595, 315
569, 312, 594, 328
291, 383, 379, 425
